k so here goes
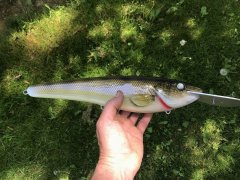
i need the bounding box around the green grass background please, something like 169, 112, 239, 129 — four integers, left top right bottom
0, 0, 240, 179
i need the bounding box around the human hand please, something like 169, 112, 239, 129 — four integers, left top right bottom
92, 91, 153, 180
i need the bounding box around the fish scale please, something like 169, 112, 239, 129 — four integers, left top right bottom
24, 77, 202, 113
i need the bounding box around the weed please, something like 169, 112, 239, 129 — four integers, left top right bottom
0, 0, 240, 179
200, 6, 208, 17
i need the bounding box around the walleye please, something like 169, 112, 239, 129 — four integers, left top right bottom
24, 77, 202, 113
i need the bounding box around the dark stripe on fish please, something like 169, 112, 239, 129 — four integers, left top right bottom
31, 76, 192, 86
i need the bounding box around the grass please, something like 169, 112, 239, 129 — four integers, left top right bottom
0, 0, 240, 179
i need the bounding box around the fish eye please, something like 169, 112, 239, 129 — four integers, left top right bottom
176, 83, 185, 91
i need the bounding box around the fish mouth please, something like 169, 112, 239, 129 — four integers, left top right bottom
186, 86, 203, 93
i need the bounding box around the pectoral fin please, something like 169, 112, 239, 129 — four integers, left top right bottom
130, 94, 155, 107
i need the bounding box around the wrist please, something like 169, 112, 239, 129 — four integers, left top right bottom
92, 163, 134, 180
92, 157, 137, 180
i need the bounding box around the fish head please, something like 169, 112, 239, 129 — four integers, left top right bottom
154, 81, 202, 109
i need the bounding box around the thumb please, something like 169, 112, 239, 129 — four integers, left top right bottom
100, 91, 124, 120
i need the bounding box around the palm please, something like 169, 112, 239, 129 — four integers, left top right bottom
93, 91, 152, 179
97, 111, 152, 174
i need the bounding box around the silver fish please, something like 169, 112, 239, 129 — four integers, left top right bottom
24, 77, 202, 113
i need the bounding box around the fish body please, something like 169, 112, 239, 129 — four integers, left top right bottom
25, 77, 202, 113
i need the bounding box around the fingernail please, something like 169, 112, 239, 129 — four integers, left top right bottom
115, 90, 121, 97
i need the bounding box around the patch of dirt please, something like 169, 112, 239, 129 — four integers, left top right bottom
0, 0, 23, 20
0, 0, 67, 32
0, 20, 6, 32
0, 0, 22, 33
0, 0, 68, 19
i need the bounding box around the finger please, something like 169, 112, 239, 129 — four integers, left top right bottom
129, 113, 139, 125
137, 113, 153, 134
120, 111, 131, 118
99, 91, 124, 121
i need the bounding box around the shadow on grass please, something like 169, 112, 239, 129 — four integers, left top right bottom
0, 3, 99, 179
0, 0, 240, 179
